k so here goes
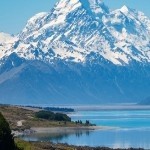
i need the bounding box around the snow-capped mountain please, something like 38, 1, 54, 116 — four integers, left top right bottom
0, 32, 16, 59
0, 32, 14, 43
1, 0, 150, 65
0, 0, 150, 104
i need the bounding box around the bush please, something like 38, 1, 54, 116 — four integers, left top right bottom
35, 111, 55, 120
55, 113, 71, 122
0, 112, 16, 150
35, 111, 71, 122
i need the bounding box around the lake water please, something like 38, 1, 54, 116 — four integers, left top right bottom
20, 110, 150, 149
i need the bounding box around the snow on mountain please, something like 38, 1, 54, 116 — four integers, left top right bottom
1, 0, 150, 66
0, 32, 17, 60
1, 0, 150, 104
0, 32, 14, 43
103, 6, 150, 63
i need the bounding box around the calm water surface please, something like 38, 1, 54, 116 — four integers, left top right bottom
20, 110, 150, 149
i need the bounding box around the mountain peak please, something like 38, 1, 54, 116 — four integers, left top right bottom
120, 5, 130, 13
55, 0, 81, 13
55, 0, 109, 17
51, 0, 81, 25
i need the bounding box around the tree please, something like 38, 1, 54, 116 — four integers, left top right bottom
86, 120, 90, 125
35, 111, 55, 120
55, 113, 71, 122
79, 120, 82, 124
0, 112, 16, 150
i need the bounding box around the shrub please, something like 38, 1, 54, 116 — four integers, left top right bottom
35, 111, 55, 120
55, 113, 71, 122
35, 111, 71, 122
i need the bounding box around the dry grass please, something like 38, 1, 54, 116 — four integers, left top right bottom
15, 139, 75, 150
15, 139, 144, 150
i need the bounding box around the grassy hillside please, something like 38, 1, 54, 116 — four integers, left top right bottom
0, 105, 87, 131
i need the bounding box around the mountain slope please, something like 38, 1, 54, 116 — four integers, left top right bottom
0, 0, 150, 104
1, 53, 150, 104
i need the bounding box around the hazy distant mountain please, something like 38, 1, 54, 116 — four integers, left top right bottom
0, 32, 16, 58
0, 0, 150, 104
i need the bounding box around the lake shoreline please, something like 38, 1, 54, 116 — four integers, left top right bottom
1, 105, 149, 149
13, 125, 116, 137
31, 125, 116, 133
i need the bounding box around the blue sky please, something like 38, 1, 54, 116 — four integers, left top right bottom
0, 0, 150, 34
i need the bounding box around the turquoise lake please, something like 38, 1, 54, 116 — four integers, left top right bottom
70, 110, 150, 129
21, 110, 150, 149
